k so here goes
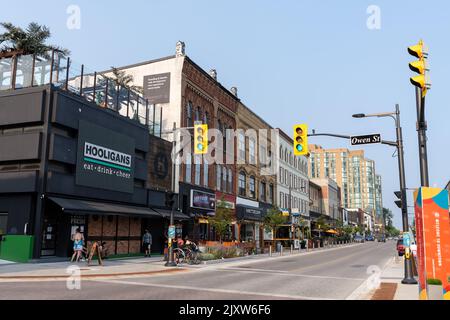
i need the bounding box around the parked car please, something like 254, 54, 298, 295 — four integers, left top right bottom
397, 239, 405, 256
354, 235, 365, 243
365, 235, 375, 241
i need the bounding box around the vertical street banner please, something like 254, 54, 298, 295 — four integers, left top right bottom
414, 187, 450, 300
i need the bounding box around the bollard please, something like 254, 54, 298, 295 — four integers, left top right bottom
290, 244, 293, 254
269, 245, 272, 257
280, 245, 283, 256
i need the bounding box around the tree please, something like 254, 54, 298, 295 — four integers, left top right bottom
110, 67, 143, 93
0, 22, 69, 58
382, 207, 394, 228
263, 206, 288, 239
208, 197, 233, 243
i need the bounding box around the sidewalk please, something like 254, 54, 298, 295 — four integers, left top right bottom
0, 256, 186, 281
0, 242, 360, 281
369, 255, 418, 300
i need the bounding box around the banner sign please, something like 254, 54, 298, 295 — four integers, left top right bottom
143, 72, 171, 104
76, 121, 135, 193
414, 187, 450, 300
191, 190, 216, 210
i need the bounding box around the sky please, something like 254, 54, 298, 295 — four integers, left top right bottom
2, 0, 449, 229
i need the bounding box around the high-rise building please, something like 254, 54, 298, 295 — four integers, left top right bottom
308, 145, 382, 217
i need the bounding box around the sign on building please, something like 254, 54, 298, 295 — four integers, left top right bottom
76, 121, 135, 193
143, 72, 171, 104
191, 190, 216, 210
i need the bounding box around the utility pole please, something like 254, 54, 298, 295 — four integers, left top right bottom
415, 87, 429, 186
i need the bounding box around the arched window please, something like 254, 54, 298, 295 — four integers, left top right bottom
186, 101, 193, 127
228, 168, 233, 193
195, 107, 201, 122
222, 166, 227, 191
238, 172, 246, 196
216, 165, 221, 191
249, 176, 256, 199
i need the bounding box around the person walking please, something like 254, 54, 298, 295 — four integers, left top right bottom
143, 229, 152, 257
71, 228, 84, 262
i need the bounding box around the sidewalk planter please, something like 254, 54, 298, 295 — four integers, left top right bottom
427, 279, 443, 300
0, 235, 34, 263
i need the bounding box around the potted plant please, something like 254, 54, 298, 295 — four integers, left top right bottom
427, 278, 443, 300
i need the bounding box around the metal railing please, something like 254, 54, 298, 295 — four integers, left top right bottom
0, 50, 162, 137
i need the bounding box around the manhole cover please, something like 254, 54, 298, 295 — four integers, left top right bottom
350, 264, 366, 268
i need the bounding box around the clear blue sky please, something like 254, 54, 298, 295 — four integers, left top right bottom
3, 0, 450, 229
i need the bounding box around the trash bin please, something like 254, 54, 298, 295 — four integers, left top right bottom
276, 241, 282, 252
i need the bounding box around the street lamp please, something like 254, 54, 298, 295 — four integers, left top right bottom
352, 104, 417, 284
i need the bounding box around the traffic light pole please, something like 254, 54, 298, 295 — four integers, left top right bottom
309, 104, 417, 284
416, 87, 429, 187
394, 104, 417, 284
165, 122, 177, 267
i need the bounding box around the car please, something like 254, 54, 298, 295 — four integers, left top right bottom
354, 235, 364, 243
397, 239, 405, 256
365, 235, 375, 241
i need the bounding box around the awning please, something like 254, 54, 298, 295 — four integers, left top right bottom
151, 208, 190, 221
49, 197, 161, 218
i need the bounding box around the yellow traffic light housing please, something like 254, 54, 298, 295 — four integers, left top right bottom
194, 124, 208, 154
293, 124, 308, 156
408, 40, 430, 97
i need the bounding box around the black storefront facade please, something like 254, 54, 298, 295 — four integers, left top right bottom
178, 182, 217, 242
0, 85, 184, 260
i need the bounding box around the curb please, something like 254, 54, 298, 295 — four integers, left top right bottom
0, 266, 187, 282
345, 255, 395, 300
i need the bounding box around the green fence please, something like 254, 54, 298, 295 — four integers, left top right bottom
0, 235, 34, 263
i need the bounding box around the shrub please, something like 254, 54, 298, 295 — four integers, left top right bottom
427, 278, 442, 285
198, 253, 215, 261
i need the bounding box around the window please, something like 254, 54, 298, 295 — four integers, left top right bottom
228, 168, 233, 193
239, 172, 246, 196
186, 101, 193, 127
269, 184, 274, 204
204, 111, 209, 125
238, 132, 246, 161
203, 158, 209, 187
0, 213, 7, 234
249, 176, 256, 199
194, 156, 201, 185
195, 107, 201, 122
249, 138, 256, 164
260, 145, 267, 166
185, 156, 192, 183
260, 181, 266, 202
280, 192, 284, 208
222, 166, 227, 192
216, 165, 222, 191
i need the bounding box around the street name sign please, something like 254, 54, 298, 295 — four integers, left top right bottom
350, 134, 381, 145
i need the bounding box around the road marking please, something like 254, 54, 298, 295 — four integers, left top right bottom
216, 267, 365, 281
93, 279, 335, 300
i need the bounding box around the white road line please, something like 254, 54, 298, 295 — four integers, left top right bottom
216, 267, 365, 281
93, 279, 335, 300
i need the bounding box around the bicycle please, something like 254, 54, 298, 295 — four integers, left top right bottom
173, 247, 186, 264
184, 242, 200, 265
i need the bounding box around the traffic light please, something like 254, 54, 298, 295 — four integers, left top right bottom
394, 191, 402, 209
293, 124, 308, 156
165, 191, 176, 208
408, 40, 430, 97
194, 123, 208, 154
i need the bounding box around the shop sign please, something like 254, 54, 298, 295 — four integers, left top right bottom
76, 121, 134, 193
198, 218, 209, 224
168, 225, 176, 239
414, 187, 450, 300
191, 190, 216, 210
281, 208, 289, 217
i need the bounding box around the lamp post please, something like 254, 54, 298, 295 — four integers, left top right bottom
352, 104, 417, 284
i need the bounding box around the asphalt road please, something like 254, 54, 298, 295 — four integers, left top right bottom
0, 241, 396, 300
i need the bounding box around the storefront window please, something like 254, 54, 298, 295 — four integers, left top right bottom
249, 176, 256, 199
239, 172, 246, 196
